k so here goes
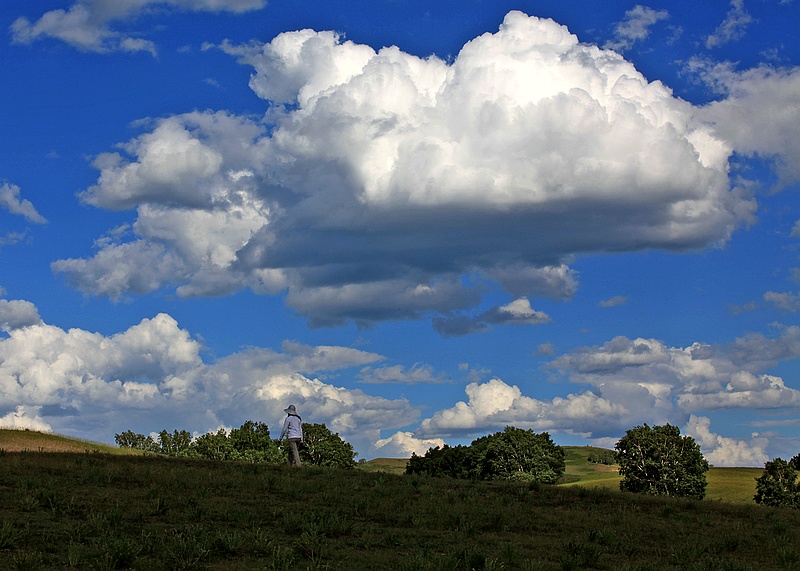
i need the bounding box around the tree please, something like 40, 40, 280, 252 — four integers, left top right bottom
472, 427, 565, 483
615, 423, 709, 499
115, 430, 159, 453
157, 429, 194, 457
192, 428, 237, 461
754, 455, 800, 508
405, 426, 565, 484
405, 445, 479, 479
298, 423, 357, 468
229, 420, 283, 464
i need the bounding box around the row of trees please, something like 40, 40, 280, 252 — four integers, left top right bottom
115, 420, 357, 469
118, 418, 799, 508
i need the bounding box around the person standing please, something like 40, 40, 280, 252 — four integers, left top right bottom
279, 404, 303, 467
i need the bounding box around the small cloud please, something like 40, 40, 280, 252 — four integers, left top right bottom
536, 343, 556, 356
728, 302, 757, 315
764, 291, 800, 312
604, 5, 669, 52
373, 431, 445, 457
0, 183, 47, 224
359, 363, 449, 384
0, 299, 43, 331
0, 232, 29, 248
706, 0, 754, 48
598, 295, 627, 308
433, 298, 551, 337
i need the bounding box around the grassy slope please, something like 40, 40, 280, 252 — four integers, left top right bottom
0, 429, 139, 455
1, 451, 799, 570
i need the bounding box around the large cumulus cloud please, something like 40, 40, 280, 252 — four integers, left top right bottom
54, 11, 754, 330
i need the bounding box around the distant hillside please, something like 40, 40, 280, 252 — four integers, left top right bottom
0, 429, 136, 455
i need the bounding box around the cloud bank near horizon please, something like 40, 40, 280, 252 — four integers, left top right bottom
1, 296, 795, 464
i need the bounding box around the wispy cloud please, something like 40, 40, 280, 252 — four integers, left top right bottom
604, 5, 669, 52
706, 0, 754, 48
598, 296, 627, 308
10, 0, 267, 55
0, 183, 47, 224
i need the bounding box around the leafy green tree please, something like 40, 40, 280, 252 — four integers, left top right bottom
157, 429, 194, 456
229, 420, 283, 464
405, 427, 565, 484
115, 430, 159, 452
298, 423, 357, 468
587, 450, 616, 465
754, 455, 800, 508
191, 428, 237, 461
406, 445, 479, 479
615, 423, 709, 499
472, 427, 565, 483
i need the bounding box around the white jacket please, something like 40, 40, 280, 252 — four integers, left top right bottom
280, 414, 303, 440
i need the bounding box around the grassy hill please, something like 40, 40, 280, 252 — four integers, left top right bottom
0, 428, 139, 455
1, 446, 798, 570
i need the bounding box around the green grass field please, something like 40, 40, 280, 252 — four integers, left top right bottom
0, 430, 798, 570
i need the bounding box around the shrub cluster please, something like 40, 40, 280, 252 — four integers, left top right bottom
115, 420, 356, 468
405, 426, 565, 483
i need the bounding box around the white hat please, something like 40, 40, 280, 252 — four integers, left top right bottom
284, 404, 297, 414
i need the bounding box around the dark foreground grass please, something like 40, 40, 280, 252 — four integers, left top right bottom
1, 452, 799, 570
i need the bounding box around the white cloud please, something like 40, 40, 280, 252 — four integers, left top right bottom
0, 299, 416, 452
0, 299, 43, 332
764, 291, 800, 312
0, 406, 52, 433
0, 183, 47, 224
599, 296, 628, 308
11, 0, 267, 54
706, 0, 754, 49
359, 363, 449, 384
374, 431, 445, 458
59, 11, 754, 331
685, 415, 768, 467
693, 62, 800, 188
416, 378, 628, 439
408, 329, 800, 457
605, 5, 669, 52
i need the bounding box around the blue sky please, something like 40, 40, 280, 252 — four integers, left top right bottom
1, 0, 799, 465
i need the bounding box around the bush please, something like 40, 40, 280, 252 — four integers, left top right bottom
615, 423, 709, 499
405, 426, 565, 484
298, 423, 357, 468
